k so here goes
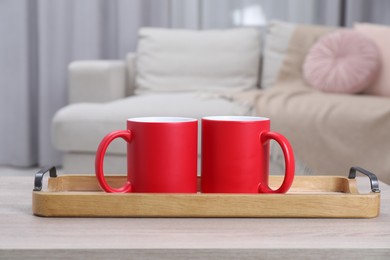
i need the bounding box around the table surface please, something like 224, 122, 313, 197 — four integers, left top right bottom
1, 174, 389, 259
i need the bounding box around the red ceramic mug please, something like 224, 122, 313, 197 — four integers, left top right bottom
95, 117, 198, 193
201, 116, 295, 193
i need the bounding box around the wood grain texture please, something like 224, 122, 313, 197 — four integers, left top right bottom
32, 175, 380, 218
1, 175, 389, 259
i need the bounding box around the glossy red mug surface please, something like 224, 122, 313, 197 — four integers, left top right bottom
95, 117, 198, 193
201, 116, 295, 193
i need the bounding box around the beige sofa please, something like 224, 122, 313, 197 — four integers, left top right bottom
52, 22, 390, 184
255, 21, 390, 184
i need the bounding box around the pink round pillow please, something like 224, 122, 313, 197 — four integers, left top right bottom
303, 30, 380, 94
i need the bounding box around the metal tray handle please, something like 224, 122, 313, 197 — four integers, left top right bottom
33, 166, 380, 193
348, 166, 380, 193
33, 166, 57, 191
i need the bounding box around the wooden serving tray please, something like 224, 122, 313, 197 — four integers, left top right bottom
32, 167, 380, 218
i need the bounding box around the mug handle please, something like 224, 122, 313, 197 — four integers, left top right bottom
258, 131, 295, 193
95, 130, 133, 193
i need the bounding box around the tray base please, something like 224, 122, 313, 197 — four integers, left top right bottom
32, 172, 380, 218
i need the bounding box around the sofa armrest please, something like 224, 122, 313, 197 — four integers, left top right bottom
68, 60, 127, 104
126, 53, 137, 96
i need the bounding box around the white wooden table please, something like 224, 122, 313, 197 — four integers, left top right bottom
0, 174, 389, 259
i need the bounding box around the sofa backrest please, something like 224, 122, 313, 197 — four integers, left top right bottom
134, 27, 262, 94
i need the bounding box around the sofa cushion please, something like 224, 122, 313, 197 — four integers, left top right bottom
52, 93, 249, 154
303, 30, 380, 94
135, 28, 261, 93
261, 21, 296, 89
262, 20, 334, 89
355, 23, 390, 97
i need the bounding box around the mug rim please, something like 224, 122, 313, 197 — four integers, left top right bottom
128, 117, 197, 123
202, 116, 269, 122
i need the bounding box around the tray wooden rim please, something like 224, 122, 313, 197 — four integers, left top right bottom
32, 174, 380, 218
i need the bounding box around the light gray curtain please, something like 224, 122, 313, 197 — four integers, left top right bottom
201, 0, 342, 28
0, 0, 39, 166
345, 0, 390, 26
0, 0, 173, 167
2, 0, 384, 168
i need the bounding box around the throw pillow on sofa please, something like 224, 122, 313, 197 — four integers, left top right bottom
262, 20, 335, 89
135, 27, 261, 94
355, 23, 390, 97
303, 29, 381, 94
